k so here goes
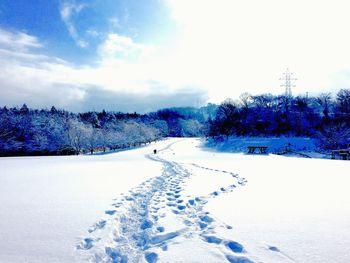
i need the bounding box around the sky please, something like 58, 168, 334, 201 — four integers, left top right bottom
1, 0, 350, 112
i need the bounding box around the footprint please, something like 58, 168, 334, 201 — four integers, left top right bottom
150, 231, 180, 245
161, 245, 168, 251
199, 215, 214, 223
203, 235, 222, 244
113, 204, 122, 208
88, 220, 107, 233
156, 226, 165, 232
105, 247, 128, 262
198, 222, 208, 229
145, 252, 158, 263
225, 241, 244, 253
105, 210, 116, 215
140, 219, 153, 230
268, 246, 280, 252
226, 255, 253, 263
77, 238, 94, 250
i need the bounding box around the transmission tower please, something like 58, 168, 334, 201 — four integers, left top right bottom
279, 68, 297, 97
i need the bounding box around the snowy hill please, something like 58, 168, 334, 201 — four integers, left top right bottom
1, 138, 350, 262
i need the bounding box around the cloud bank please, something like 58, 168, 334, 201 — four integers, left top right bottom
0, 28, 207, 112
3, 0, 350, 112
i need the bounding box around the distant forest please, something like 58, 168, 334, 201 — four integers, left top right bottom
0, 104, 216, 156
209, 89, 350, 150
1, 88, 350, 156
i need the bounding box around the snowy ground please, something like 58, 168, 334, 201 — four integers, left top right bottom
1, 138, 350, 262
205, 136, 328, 159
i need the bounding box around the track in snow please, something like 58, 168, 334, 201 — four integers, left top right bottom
77, 140, 285, 262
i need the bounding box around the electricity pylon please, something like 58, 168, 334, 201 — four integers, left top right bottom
280, 68, 297, 97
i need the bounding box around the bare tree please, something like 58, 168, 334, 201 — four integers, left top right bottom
316, 122, 350, 150
336, 89, 350, 118
239, 92, 252, 110
317, 93, 332, 119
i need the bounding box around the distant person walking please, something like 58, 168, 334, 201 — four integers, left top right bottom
153, 149, 157, 154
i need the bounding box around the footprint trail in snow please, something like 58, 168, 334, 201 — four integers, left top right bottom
77, 141, 258, 262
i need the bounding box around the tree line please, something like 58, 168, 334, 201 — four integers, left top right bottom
0, 105, 215, 156
2, 88, 350, 156
208, 89, 350, 150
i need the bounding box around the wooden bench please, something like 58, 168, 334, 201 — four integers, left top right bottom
332, 149, 350, 160
247, 146, 268, 154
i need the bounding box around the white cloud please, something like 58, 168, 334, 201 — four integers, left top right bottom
98, 33, 155, 60
60, 1, 88, 48
0, 29, 42, 51
0, 28, 207, 112
86, 29, 99, 38
165, 0, 350, 100
4, 0, 350, 112
60, 1, 86, 21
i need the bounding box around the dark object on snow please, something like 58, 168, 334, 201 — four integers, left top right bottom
332, 148, 350, 160
153, 149, 157, 154
247, 146, 268, 154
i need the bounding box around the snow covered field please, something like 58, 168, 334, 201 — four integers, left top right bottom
1, 138, 350, 262
205, 136, 325, 158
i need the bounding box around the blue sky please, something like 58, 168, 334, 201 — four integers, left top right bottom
0, 0, 177, 63
1, 0, 350, 112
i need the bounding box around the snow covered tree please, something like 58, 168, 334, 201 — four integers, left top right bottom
66, 119, 91, 154
179, 119, 205, 137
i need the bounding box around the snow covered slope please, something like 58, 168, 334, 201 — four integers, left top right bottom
1, 138, 350, 262
0, 140, 169, 262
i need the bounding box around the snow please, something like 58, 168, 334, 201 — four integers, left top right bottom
205, 136, 321, 157
204, 155, 350, 262
1, 138, 350, 262
0, 140, 168, 262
